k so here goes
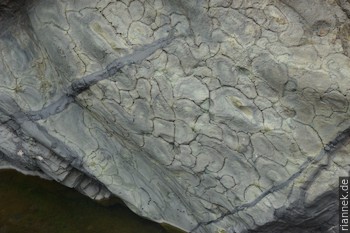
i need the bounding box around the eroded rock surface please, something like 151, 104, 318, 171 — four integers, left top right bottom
1, 0, 350, 232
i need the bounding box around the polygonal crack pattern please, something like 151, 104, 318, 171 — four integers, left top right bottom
0, 0, 350, 233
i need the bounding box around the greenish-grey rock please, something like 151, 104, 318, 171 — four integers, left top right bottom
0, 0, 349, 233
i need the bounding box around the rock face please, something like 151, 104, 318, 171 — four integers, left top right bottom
0, 0, 350, 232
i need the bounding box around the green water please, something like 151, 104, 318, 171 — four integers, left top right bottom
0, 170, 184, 233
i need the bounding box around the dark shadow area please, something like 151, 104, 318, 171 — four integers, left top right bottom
0, 0, 30, 24
248, 190, 338, 233
0, 169, 168, 233
0, 0, 35, 39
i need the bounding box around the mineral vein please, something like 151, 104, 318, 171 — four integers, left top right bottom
27, 31, 174, 121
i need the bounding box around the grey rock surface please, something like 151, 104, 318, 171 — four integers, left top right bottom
0, 0, 350, 232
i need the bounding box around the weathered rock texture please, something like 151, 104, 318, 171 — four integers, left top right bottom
1, 0, 350, 232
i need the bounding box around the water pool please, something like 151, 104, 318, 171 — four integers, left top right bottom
0, 170, 184, 233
